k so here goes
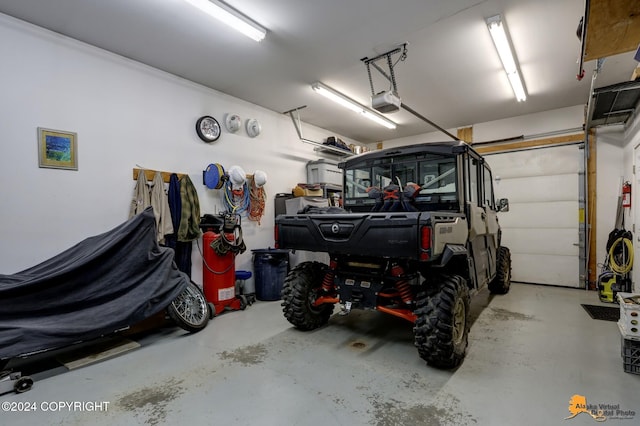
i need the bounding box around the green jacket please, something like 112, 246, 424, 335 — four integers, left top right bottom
177, 175, 201, 242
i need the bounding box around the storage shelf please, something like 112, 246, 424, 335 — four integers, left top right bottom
320, 183, 342, 192
308, 183, 342, 204
301, 138, 354, 157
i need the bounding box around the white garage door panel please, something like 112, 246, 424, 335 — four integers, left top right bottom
495, 174, 578, 203
511, 253, 578, 286
488, 145, 579, 178
501, 228, 578, 257
486, 143, 582, 288
498, 201, 579, 229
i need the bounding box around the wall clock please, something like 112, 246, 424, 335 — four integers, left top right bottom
196, 115, 221, 143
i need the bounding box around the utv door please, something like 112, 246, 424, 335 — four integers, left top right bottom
465, 155, 496, 288
482, 163, 499, 276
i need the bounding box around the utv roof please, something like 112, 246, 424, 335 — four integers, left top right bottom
340, 140, 481, 169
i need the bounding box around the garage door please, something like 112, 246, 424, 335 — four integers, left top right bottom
484, 144, 583, 287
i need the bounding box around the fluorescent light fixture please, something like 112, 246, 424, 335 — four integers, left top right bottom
311, 82, 397, 129
184, 0, 266, 42
486, 14, 527, 102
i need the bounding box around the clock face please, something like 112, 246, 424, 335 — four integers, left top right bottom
196, 116, 221, 142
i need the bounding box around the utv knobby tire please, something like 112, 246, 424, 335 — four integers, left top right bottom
168, 281, 210, 333
414, 274, 470, 369
282, 261, 335, 331
488, 246, 511, 295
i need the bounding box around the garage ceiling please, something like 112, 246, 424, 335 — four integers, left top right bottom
0, 0, 638, 144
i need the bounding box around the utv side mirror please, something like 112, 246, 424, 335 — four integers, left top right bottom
497, 198, 509, 212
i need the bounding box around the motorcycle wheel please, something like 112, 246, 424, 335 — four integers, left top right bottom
167, 281, 210, 333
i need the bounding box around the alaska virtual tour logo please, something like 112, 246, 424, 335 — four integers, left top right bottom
565, 395, 636, 422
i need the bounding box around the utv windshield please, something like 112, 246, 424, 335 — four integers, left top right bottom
344, 153, 458, 212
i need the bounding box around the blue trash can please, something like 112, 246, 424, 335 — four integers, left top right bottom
252, 249, 290, 301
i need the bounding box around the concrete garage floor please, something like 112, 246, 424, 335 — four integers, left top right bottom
2, 283, 639, 425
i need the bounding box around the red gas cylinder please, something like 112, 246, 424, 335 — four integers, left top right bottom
202, 231, 241, 314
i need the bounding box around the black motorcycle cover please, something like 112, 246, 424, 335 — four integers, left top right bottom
0, 208, 189, 360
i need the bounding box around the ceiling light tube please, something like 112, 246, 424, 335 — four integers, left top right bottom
486, 14, 527, 102
184, 0, 267, 42
311, 82, 397, 129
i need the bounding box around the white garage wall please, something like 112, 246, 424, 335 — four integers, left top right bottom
0, 14, 358, 277
379, 105, 584, 148
472, 106, 584, 142
595, 128, 625, 273
623, 112, 640, 187
625, 114, 640, 172
622, 112, 640, 291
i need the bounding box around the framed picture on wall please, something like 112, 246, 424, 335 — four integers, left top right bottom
37, 127, 78, 170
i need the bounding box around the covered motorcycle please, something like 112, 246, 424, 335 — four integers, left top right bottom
0, 208, 209, 367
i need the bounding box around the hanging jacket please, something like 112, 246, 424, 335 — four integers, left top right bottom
129, 171, 151, 218
150, 171, 174, 244
167, 173, 182, 235
177, 175, 201, 242
166, 173, 192, 277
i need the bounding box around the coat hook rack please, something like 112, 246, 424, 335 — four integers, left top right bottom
132, 167, 186, 183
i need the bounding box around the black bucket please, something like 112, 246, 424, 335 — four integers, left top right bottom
252, 249, 290, 301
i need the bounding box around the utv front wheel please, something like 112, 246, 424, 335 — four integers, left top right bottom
282, 261, 335, 331
488, 246, 511, 294
414, 274, 470, 369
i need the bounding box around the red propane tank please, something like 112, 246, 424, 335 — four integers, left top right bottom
202, 231, 236, 311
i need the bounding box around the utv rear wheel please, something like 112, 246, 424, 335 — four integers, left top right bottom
488, 246, 511, 294
414, 274, 470, 369
282, 261, 335, 331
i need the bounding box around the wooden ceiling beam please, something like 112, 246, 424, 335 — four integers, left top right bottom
474, 133, 583, 155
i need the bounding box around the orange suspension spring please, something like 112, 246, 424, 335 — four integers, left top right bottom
391, 263, 413, 305
322, 259, 338, 292
397, 280, 413, 305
